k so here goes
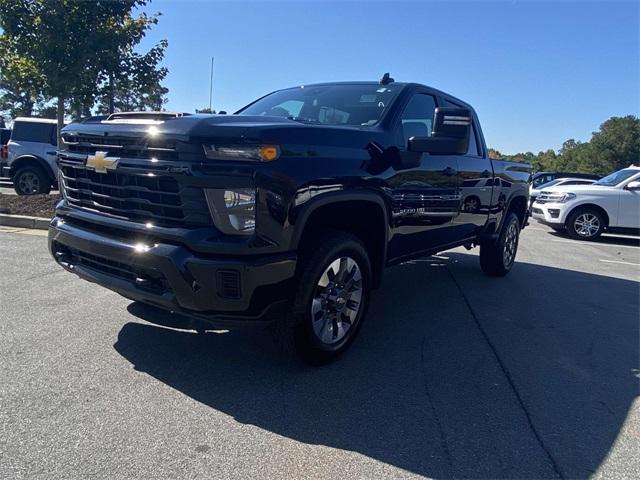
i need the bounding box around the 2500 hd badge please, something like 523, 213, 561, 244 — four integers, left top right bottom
50, 75, 531, 364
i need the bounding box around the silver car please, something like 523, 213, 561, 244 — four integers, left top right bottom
3, 117, 58, 195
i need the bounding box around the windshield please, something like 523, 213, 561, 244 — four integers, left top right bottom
594, 168, 639, 186
237, 84, 401, 126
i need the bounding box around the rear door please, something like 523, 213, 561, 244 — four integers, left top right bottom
387, 92, 462, 261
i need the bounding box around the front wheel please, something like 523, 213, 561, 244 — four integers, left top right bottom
480, 212, 521, 277
13, 166, 51, 195
565, 208, 604, 240
276, 231, 372, 365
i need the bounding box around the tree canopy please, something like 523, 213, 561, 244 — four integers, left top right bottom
489, 115, 639, 175
0, 0, 168, 139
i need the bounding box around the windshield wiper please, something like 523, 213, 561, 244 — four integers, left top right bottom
288, 116, 320, 124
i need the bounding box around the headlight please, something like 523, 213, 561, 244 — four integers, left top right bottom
205, 188, 256, 235
556, 192, 576, 203
203, 144, 280, 162
538, 191, 576, 203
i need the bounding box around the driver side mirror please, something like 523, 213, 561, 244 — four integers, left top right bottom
408, 107, 471, 155
626, 180, 640, 190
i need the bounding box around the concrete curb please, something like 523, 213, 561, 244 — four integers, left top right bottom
0, 213, 51, 230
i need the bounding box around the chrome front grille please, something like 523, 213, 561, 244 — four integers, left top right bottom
535, 191, 557, 204
61, 133, 178, 160
59, 165, 211, 227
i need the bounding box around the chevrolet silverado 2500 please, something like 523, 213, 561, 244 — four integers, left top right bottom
49, 78, 532, 363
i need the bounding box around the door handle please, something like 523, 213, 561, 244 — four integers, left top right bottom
442, 166, 457, 176
481, 169, 492, 178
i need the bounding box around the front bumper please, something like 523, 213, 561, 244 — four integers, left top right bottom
531, 201, 567, 227
48, 217, 296, 326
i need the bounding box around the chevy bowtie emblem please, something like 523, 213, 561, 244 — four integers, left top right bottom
86, 151, 119, 173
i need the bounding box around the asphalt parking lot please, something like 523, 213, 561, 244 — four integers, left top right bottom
0, 176, 17, 195
1, 223, 638, 479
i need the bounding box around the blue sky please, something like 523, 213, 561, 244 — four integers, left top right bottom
141, 0, 639, 154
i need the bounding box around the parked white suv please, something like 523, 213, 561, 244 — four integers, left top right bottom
3, 117, 58, 195
529, 177, 596, 204
531, 166, 640, 240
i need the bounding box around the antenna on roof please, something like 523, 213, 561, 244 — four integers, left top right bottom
380, 72, 394, 85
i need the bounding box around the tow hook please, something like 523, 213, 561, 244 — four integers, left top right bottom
54, 251, 74, 270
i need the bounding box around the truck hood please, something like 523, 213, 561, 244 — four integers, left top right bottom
62, 114, 380, 147
540, 184, 611, 194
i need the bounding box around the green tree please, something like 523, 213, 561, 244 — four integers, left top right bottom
0, 52, 48, 118
588, 116, 640, 175
0, 0, 167, 143
488, 116, 639, 175
487, 148, 502, 159
94, 38, 169, 114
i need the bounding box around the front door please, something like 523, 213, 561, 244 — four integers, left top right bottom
387, 93, 462, 261
618, 177, 640, 227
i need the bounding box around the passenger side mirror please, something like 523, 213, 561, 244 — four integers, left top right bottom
408, 107, 471, 155
626, 180, 640, 190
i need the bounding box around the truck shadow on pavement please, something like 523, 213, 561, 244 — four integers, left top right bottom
115, 252, 638, 479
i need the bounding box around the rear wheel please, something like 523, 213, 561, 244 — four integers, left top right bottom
480, 212, 520, 277
13, 166, 51, 195
565, 208, 604, 240
275, 231, 371, 365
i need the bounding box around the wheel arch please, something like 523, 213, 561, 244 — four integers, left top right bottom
565, 203, 610, 228
291, 192, 389, 288
11, 155, 56, 182
506, 194, 528, 228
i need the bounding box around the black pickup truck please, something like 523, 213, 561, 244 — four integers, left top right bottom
49, 77, 532, 364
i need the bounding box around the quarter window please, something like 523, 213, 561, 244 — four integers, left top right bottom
467, 124, 479, 156
12, 122, 56, 145
400, 94, 437, 147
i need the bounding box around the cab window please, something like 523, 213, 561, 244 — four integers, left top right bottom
399, 94, 437, 147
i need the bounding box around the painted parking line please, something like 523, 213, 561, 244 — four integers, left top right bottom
599, 259, 640, 267
550, 239, 640, 250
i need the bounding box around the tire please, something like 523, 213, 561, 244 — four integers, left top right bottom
275, 231, 372, 365
565, 207, 604, 241
463, 196, 481, 213
13, 166, 51, 195
480, 211, 520, 277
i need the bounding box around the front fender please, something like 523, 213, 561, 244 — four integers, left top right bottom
289, 190, 391, 250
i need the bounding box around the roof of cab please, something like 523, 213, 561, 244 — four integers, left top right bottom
13, 117, 58, 124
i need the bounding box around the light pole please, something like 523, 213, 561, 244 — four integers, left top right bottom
209, 57, 214, 112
